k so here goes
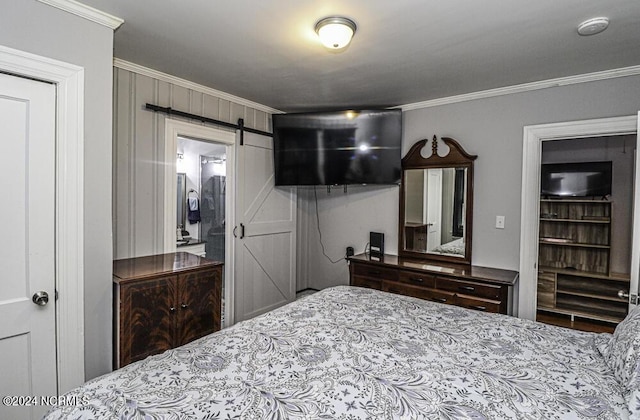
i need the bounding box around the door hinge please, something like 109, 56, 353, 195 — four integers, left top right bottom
632, 294, 639, 305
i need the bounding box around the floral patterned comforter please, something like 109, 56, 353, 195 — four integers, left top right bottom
45, 286, 629, 419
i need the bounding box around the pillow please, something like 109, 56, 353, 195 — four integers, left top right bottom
604, 305, 640, 394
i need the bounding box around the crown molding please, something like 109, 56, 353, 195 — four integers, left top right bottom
401, 65, 640, 111
37, 0, 123, 30
114, 59, 283, 115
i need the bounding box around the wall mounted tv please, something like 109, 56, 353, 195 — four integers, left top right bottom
540, 161, 612, 198
272, 109, 402, 186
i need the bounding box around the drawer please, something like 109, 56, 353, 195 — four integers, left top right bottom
397, 270, 436, 288
455, 295, 501, 313
352, 263, 399, 281
351, 276, 382, 290
382, 281, 454, 305
436, 277, 502, 300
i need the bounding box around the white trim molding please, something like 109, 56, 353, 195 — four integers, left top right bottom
402, 65, 640, 111
518, 115, 638, 320
37, 0, 124, 30
114, 59, 283, 115
0, 44, 85, 392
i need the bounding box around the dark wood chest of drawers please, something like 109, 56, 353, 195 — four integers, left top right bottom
113, 252, 223, 368
349, 253, 518, 315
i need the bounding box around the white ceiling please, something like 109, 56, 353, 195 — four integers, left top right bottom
81, 0, 640, 113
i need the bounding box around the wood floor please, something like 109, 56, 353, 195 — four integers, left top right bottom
536, 311, 616, 334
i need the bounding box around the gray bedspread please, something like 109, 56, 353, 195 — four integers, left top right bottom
45, 286, 630, 419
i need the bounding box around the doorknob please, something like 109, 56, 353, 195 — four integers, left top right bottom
32, 291, 49, 306
618, 290, 630, 299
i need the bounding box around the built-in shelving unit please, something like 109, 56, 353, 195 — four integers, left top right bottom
537, 199, 629, 324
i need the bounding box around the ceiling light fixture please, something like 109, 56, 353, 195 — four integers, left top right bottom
315, 16, 357, 50
577, 17, 609, 36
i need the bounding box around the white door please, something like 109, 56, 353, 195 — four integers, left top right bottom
426, 169, 443, 251
235, 131, 296, 322
0, 73, 57, 419
629, 111, 640, 312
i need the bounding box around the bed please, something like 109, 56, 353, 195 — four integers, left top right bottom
45, 286, 639, 419
430, 237, 465, 256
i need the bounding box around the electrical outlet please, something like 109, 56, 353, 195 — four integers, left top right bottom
495, 215, 505, 229
346, 246, 354, 257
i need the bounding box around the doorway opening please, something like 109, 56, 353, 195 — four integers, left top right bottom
518, 115, 639, 326
535, 135, 634, 333
176, 137, 227, 259
164, 119, 236, 328
177, 137, 228, 325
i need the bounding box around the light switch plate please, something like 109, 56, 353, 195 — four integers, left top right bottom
496, 215, 505, 229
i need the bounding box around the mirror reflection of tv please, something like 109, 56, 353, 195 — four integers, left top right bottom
540, 161, 612, 198
272, 109, 402, 186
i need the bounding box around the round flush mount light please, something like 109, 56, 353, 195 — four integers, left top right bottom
315, 16, 357, 50
577, 17, 609, 36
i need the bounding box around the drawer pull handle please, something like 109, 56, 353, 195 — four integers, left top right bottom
432, 297, 447, 303
181, 303, 189, 309
459, 286, 475, 292
469, 305, 486, 311
410, 277, 424, 283
169, 306, 176, 313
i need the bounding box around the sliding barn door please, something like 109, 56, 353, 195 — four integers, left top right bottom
235, 131, 296, 322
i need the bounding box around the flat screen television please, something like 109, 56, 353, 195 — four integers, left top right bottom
272, 109, 402, 186
540, 161, 612, 198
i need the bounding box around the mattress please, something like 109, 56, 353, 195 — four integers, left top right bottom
45, 286, 632, 419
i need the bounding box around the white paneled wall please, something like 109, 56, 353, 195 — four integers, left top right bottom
113, 66, 272, 259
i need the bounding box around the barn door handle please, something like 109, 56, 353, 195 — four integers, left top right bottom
240, 223, 245, 239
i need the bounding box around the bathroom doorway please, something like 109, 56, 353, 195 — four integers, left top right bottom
176, 137, 226, 257
177, 137, 228, 325
199, 154, 226, 263
164, 118, 236, 327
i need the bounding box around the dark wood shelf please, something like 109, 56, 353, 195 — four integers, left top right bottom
555, 289, 627, 303
540, 199, 612, 204
539, 240, 610, 249
540, 266, 630, 282
540, 218, 610, 224
537, 306, 625, 324
536, 200, 626, 327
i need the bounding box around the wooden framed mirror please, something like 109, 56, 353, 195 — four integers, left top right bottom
399, 136, 477, 264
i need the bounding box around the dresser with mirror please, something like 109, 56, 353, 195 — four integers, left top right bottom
349, 136, 519, 315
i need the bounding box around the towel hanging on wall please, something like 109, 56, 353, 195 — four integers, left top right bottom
187, 192, 201, 224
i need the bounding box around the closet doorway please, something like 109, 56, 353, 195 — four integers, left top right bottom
519, 114, 640, 324
536, 135, 634, 332
164, 119, 236, 328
